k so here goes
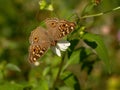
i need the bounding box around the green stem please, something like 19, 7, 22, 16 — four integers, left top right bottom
80, 6, 120, 19
52, 53, 66, 89
81, 13, 103, 19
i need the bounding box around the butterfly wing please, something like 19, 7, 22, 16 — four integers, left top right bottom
29, 27, 50, 44
28, 18, 76, 64
28, 27, 50, 64
45, 18, 76, 41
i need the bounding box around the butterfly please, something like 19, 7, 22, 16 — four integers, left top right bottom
28, 18, 76, 65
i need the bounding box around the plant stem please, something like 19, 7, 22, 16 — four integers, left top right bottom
80, 6, 120, 19
52, 53, 66, 89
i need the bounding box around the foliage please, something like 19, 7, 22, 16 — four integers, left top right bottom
0, 0, 120, 90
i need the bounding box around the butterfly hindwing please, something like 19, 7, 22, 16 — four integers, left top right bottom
28, 43, 49, 63
45, 18, 76, 40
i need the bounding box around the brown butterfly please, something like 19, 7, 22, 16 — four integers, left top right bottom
28, 18, 76, 65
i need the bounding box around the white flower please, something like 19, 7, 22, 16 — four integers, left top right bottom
51, 40, 70, 57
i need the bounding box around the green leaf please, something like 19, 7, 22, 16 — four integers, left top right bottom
6, 63, 21, 72
39, 0, 53, 11
59, 86, 74, 90
33, 78, 49, 90
68, 39, 79, 58
63, 50, 80, 71
61, 71, 80, 90
0, 82, 23, 90
82, 33, 111, 73
0, 70, 4, 83
81, 3, 95, 15
42, 67, 50, 76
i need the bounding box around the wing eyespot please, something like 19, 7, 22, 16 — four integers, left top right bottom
51, 22, 57, 27
33, 37, 39, 42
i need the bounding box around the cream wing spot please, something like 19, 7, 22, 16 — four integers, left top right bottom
62, 32, 66, 36
65, 24, 68, 27
36, 54, 41, 57
40, 50, 44, 54
70, 26, 74, 30
43, 48, 46, 51
33, 58, 37, 61
32, 51, 35, 55
66, 28, 70, 33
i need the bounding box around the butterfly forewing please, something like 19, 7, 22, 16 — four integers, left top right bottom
29, 27, 50, 64
29, 27, 50, 44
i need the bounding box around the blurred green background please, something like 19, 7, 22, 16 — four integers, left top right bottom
0, 0, 120, 90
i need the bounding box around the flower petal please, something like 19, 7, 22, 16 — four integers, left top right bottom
51, 46, 61, 57
57, 40, 70, 51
